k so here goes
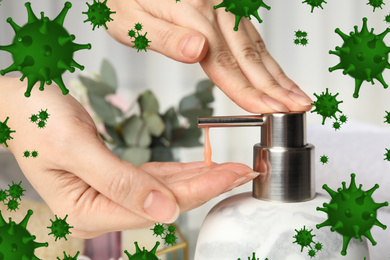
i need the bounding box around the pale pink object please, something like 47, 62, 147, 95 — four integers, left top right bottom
204, 127, 212, 166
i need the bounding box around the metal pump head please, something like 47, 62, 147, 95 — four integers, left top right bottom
198, 112, 315, 202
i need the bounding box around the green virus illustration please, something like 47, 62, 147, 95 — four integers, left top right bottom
150, 223, 165, 237
308, 249, 316, 258
237, 252, 263, 260
384, 13, 390, 24
124, 241, 160, 260
31, 150, 38, 158
367, 0, 385, 12
29, 114, 39, 123
38, 109, 49, 121
163, 232, 177, 246
0, 189, 8, 203
384, 111, 390, 124
339, 114, 348, 124
57, 251, 80, 260
167, 224, 175, 233
47, 214, 73, 241
300, 38, 308, 46
320, 155, 329, 165
294, 30, 308, 46
311, 88, 343, 125
316, 173, 388, 255
329, 17, 390, 99
295, 30, 307, 38
37, 120, 46, 129
128, 23, 151, 52
23, 150, 31, 158
83, 0, 116, 30
302, 0, 327, 13
0, 210, 49, 259
332, 121, 341, 131
0, 117, 16, 148
314, 242, 323, 251
0, 2, 91, 97
7, 181, 25, 201
213, 0, 271, 31
384, 148, 390, 161
293, 226, 316, 252
6, 198, 20, 212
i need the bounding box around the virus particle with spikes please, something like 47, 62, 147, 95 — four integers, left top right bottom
163, 232, 178, 246
333, 121, 341, 131
311, 88, 343, 125
23, 150, 31, 158
0, 117, 15, 147
314, 242, 323, 251
124, 241, 160, 260
0, 210, 49, 259
302, 0, 327, 13
127, 23, 151, 52
30, 114, 39, 123
367, 0, 385, 12
308, 248, 316, 258
150, 223, 165, 237
57, 251, 80, 260
295, 30, 307, 38
320, 155, 329, 164
237, 252, 261, 260
0, 189, 7, 203
294, 30, 309, 46
0, 2, 91, 97
385, 13, 390, 24
339, 114, 348, 124
300, 38, 309, 46
83, 0, 116, 30
329, 17, 390, 99
213, 0, 270, 31
37, 120, 46, 128
7, 181, 25, 201
38, 109, 50, 121
316, 173, 388, 255
384, 111, 390, 124
31, 150, 38, 158
167, 224, 175, 233
47, 214, 73, 241
6, 198, 20, 212
384, 148, 390, 161
293, 226, 316, 252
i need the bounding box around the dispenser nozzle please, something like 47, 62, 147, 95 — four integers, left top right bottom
197, 115, 265, 128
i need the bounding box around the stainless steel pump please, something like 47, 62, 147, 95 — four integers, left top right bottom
198, 112, 315, 202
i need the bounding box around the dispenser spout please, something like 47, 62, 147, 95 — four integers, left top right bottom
197, 115, 265, 128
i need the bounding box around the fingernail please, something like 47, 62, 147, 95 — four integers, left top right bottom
143, 191, 180, 223
181, 36, 205, 59
288, 91, 313, 106
225, 177, 247, 192
262, 95, 289, 112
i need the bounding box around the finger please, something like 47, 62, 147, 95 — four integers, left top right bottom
53, 127, 180, 224
106, 3, 207, 63
216, 13, 310, 112
242, 21, 313, 110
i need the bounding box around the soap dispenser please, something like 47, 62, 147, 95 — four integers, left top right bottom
194, 112, 370, 260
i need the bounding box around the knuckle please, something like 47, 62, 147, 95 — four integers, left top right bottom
213, 48, 239, 69
157, 29, 177, 50
255, 40, 269, 56
237, 45, 262, 63
105, 167, 132, 201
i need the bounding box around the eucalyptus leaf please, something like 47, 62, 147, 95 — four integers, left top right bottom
151, 147, 174, 162
79, 75, 116, 96
162, 107, 180, 140
171, 127, 202, 147
143, 111, 165, 137
104, 123, 125, 145
121, 147, 151, 166
196, 79, 214, 92
88, 93, 124, 126
179, 94, 201, 117
122, 115, 151, 147
100, 59, 118, 90
182, 107, 213, 126
138, 90, 159, 113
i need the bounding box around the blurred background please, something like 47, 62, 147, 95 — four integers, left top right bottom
1, 0, 390, 259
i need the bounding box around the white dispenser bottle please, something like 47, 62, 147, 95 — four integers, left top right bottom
194, 112, 370, 260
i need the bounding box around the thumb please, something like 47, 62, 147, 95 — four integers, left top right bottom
67, 131, 180, 223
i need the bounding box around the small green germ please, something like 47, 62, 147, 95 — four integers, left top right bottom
295, 30, 304, 38
128, 29, 136, 38
57, 251, 80, 260
384, 111, 390, 124
237, 252, 260, 260
150, 223, 165, 237
384, 148, 390, 161
367, 0, 385, 12
23, 151, 31, 158
7, 181, 25, 200
163, 232, 177, 246
308, 249, 316, 258
6, 198, 20, 212
47, 215, 73, 241
311, 88, 343, 125
314, 242, 323, 251
293, 226, 316, 252
167, 224, 176, 233
294, 38, 301, 45
333, 121, 341, 130
30, 114, 39, 123
37, 120, 46, 129
0, 117, 16, 147
385, 13, 390, 23
38, 109, 50, 121
300, 38, 308, 46
124, 241, 160, 260
134, 22, 143, 31
339, 114, 348, 124
31, 150, 38, 158
320, 155, 329, 164
301, 31, 308, 37
302, 0, 327, 13
0, 189, 8, 202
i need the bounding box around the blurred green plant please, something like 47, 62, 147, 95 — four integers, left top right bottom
77, 59, 214, 166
